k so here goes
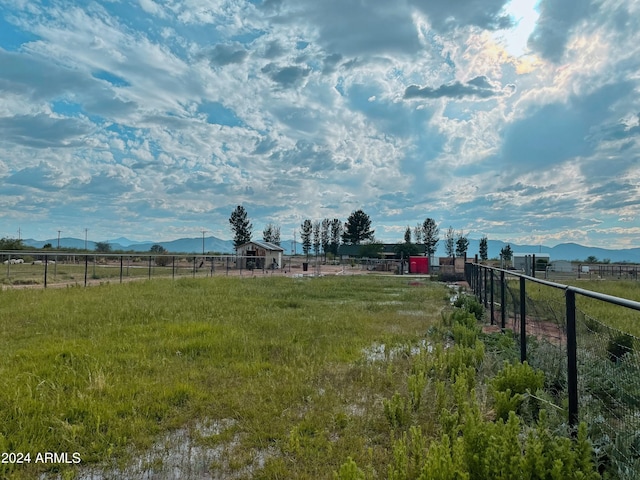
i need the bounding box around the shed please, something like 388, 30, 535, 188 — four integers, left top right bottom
513, 253, 551, 272
409, 256, 429, 274
237, 240, 284, 269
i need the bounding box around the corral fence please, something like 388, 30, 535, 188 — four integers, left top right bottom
466, 262, 640, 478
0, 251, 302, 288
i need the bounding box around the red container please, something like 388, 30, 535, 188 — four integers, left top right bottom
409, 256, 429, 274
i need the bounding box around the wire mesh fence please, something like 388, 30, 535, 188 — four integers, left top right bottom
0, 251, 389, 288
0, 252, 295, 288
467, 263, 640, 479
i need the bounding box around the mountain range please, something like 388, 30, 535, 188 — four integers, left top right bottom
19, 236, 640, 263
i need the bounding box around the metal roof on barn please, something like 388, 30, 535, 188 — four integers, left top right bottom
239, 240, 285, 251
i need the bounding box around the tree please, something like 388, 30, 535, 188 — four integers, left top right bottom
421, 218, 439, 260
500, 244, 513, 265
263, 223, 280, 245
329, 219, 342, 255
150, 244, 166, 254
321, 218, 331, 260
413, 224, 423, 250
300, 219, 313, 258
0, 237, 24, 250
342, 209, 374, 245
95, 241, 111, 253
455, 231, 469, 259
263, 224, 273, 243
586, 255, 598, 263
404, 226, 412, 244
479, 236, 488, 262
229, 205, 252, 249
151, 244, 170, 266
444, 226, 455, 258
394, 242, 419, 259
393, 225, 419, 260
313, 221, 321, 258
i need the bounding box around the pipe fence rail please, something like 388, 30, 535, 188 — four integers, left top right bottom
466, 262, 640, 478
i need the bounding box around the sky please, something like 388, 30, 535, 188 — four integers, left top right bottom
0, 0, 639, 248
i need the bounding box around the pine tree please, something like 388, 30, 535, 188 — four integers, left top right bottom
300, 219, 313, 258
479, 236, 488, 261
229, 205, 252, 249
321, 218, 331, 260
445, 226, 455, 258
330, 219, 342, 255
313, 221, 321, 258
422, 218, 439, 260
455, 231, 469, 259
263, 223, 281, 245
342, 210, 374, 245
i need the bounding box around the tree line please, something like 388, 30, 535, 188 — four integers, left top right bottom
227, 206, 515, 262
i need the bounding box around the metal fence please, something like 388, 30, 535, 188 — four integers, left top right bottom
0, 251, 395, 287
0, 251, 299, 288
466, 263, 640, 478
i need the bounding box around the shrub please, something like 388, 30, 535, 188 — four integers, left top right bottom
155, 254, 172, 267
491, 361, 545, 421
607, 333, 634, 363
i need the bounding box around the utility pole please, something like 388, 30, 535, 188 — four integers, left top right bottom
292, 229, 297, 255
85, 228, 88, 251
17, 227, 21, 240
201, 230, 207, 255
57, 230, 62, 249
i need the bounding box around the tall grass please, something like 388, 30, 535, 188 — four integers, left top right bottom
0, 276, 447, 479
523, 279, 640, 336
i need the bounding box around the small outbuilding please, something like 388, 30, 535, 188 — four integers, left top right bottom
550, 260, 573, 273
236, 240, 284, 270
513, 253, 551, 273
409, 256, 429, 274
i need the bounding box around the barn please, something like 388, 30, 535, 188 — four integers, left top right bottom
236, 240, 284, 270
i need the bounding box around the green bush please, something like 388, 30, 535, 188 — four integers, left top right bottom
607, 332, 634, 363
491, 361, 545, 421
453, 295, 484, 321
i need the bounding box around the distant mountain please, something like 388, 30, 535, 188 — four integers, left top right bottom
23, 237, 95, 250
18, 237, 640, 262
435, 239, 640, 263
107, 237, 138, 247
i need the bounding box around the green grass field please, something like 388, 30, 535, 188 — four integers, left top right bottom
520, 279, 640, 336
0, 275, 449, 479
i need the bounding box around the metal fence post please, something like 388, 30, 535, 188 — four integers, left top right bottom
483, 267, 488, 307
84, 255, 88, 287
520, 276, 527, 363
120, 256, 123, 283
490, 270, 495, 325
566, 288, 579, 429
500, 270, 506, 331
172, 256, 175, 280
44, 254, 48, 288
148, 256, 152, 280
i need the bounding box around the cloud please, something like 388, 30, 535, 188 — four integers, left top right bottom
0, 114, 93, 148
527, 0, 595, 62
0, 0, 639, 251
404, 76, 513, 100
412, 0, 513, 32
261, 63, 311, 87
498, 81, 636, 171
203, 43, 248, 66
